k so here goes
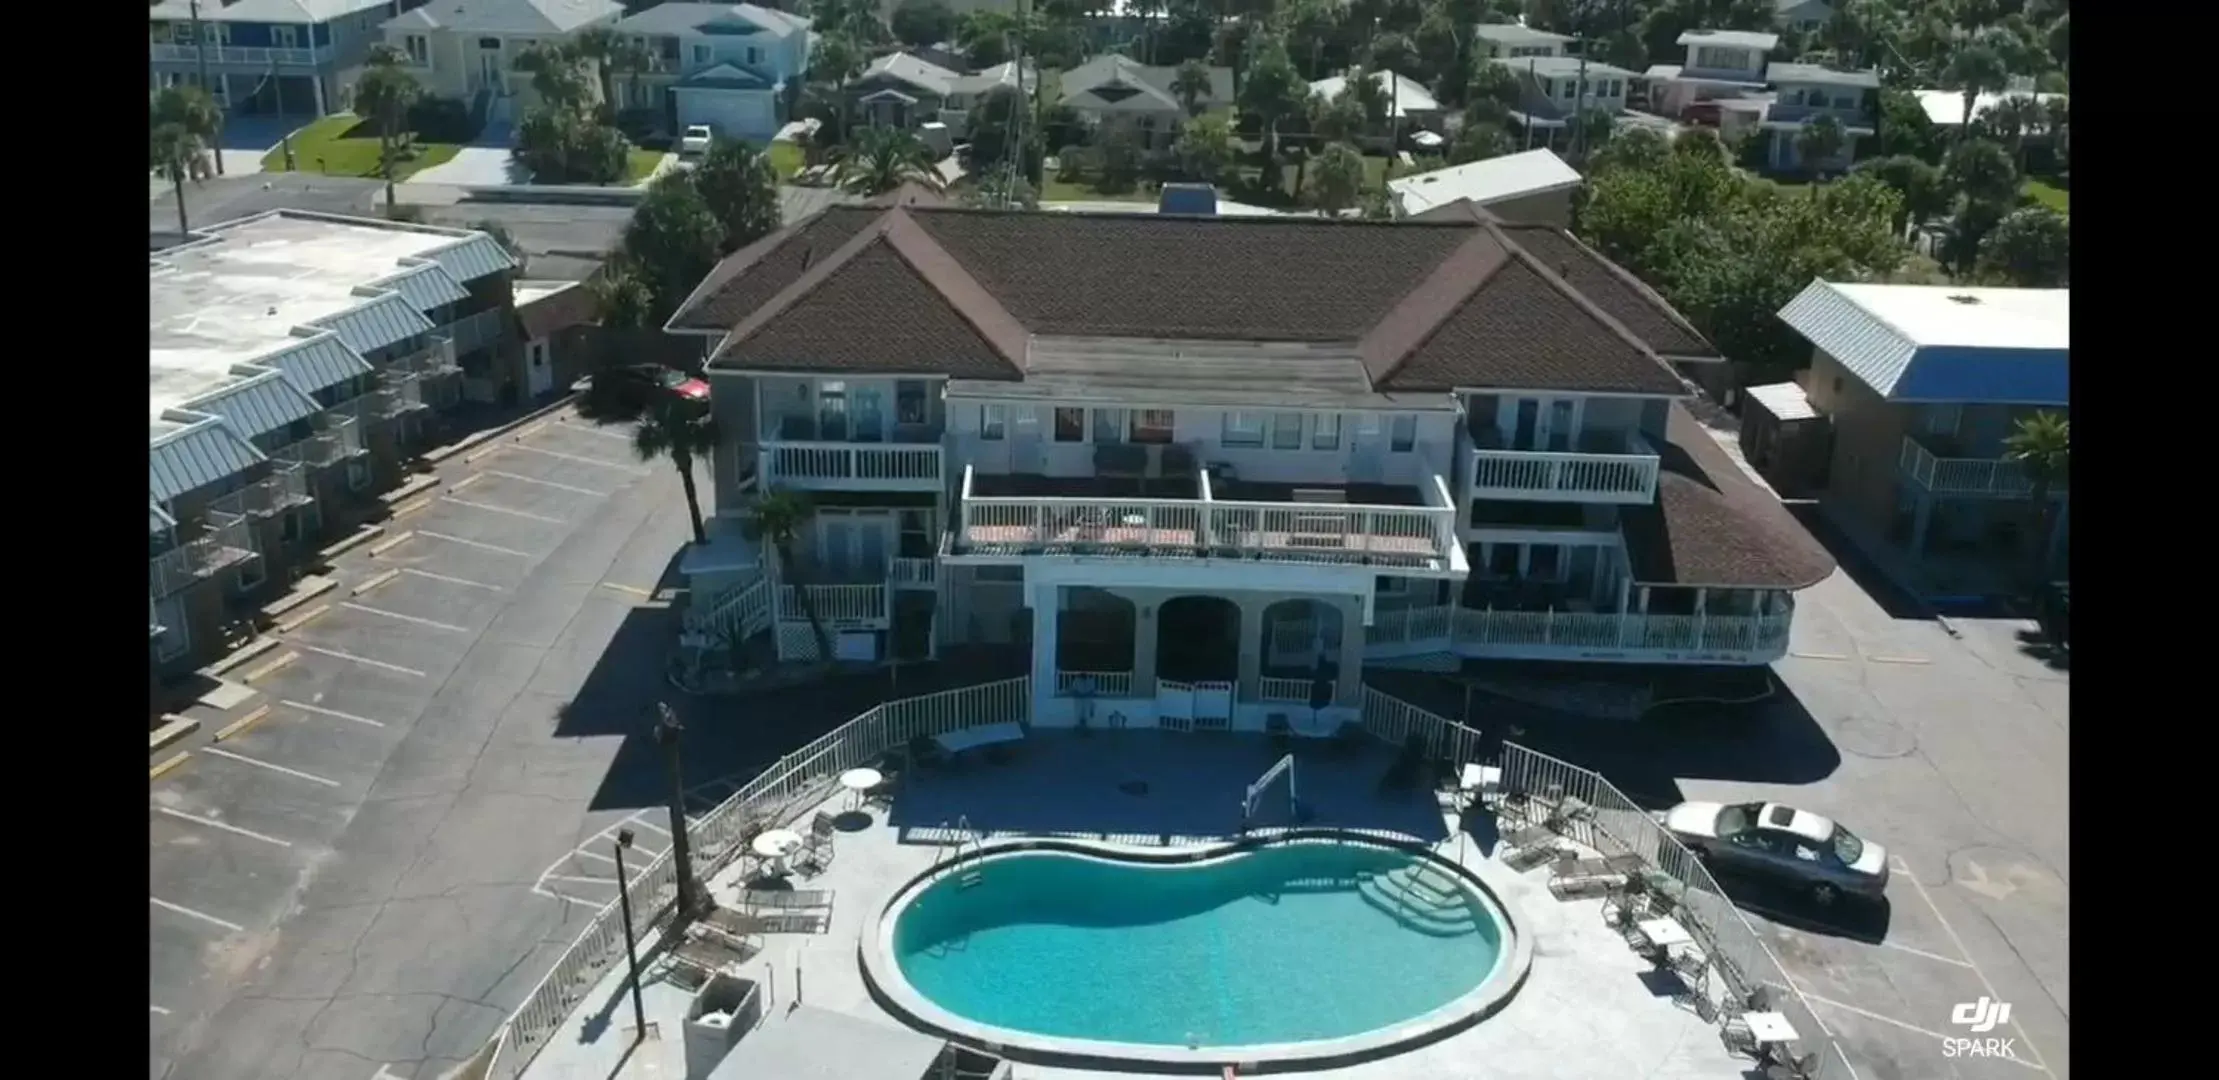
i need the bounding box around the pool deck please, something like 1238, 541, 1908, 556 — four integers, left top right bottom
518, 732, 1756, 1080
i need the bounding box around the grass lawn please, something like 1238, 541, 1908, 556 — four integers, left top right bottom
261, 113, 459, 180
2023, 178, 2069, 213
1039, 177, 1156, 203
626, 148, 669, 184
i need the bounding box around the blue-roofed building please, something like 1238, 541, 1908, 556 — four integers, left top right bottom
148, 210, 523, 678
148, 0, 396, 118
1769, 281, 2069, 599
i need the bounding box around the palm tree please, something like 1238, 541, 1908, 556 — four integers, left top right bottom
357, 46, 423, 214
631, 396, 720, 547
743, 488, 833, 663
1796, 115, 1848, 176
150, 122, 206, 239
1172, 59, 1214, 117
2001, 411, 2069, 588
570, 27, 627, 117
832, 125, 947, 195
1943, 42, 2009, 131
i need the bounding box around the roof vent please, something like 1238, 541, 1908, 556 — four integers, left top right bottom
1946, 294, 1982, 305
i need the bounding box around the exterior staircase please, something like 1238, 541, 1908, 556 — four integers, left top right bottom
681, 577, 771, 650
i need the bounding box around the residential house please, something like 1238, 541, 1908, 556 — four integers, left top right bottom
1641, 30, 1778, 119
1387, 148, 1582, 226
1472, 23, 1572, 61
149, 0, 394, 117
382, 0, 626, 123
1059, 55, 1233, 150
659, 189, 1826, 731
1308, 69, 1447, 141
848, 54, 1033, 135
1491, 56, 1636, 150
1775, 0, 1834, 33
1758, 62, 1879, 171
150, 210, 520, 678
1769, 282, 2068, 598
607, 2, 812, 141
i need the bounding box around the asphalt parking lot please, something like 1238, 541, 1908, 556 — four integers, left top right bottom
150, 413, 696, 1080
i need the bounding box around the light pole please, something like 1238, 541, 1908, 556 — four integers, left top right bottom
612, 828, 648, 1041
655, 702, 707, 919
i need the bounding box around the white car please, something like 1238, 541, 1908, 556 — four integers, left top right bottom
1656, 801, 1889, 904
679, 125, 714, 156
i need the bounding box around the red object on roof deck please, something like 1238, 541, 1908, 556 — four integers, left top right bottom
673, 378, 710, 401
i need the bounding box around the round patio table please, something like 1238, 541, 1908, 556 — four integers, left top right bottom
840, 767, 884, 811
752, 828, 804, 878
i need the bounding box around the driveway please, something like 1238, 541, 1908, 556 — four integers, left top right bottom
408, 121, 526, 187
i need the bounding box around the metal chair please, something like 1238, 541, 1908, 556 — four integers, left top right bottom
794, 812, 839, 876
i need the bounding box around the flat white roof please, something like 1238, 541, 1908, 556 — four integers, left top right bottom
1914, 88, 2065, 127
1310, 70, 1441, 117
148, 212, 500, 424
1777, 281, 2070, 402
1744, 381, 1816, 422
1826, 283, 2069, 350
1388, 149, 1582, 216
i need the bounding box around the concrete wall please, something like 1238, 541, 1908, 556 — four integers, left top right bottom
708, 372, 758, 515
1803, 349, 1908, 538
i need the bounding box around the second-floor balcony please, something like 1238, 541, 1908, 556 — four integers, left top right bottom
1898, 435, 2064, 499
762, 441, 944, 493
150, 511, 258, 600
151, 43, 332, 68
366, 369, 428, 419
1465, 427, 1661, 505
208, 461, 314, 520
271, 414, 367, 470
952, 465, 1464, 577
440, 310, 507, 358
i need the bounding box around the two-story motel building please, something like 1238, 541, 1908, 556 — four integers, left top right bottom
662, 189, 1833, 729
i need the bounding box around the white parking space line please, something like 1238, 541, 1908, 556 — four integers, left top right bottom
150, 1005, 172, 1016
156, 806, 293, 847
200, 746, 342, 788
1877, 938, 1977, 969
1799, 992, 2045, 1071
279, 700, 389, 728
152, 897, 244, 933
399, 567, 505, 591
574, 848, 619, 865
480, 468, 613, 497
340, 601, 470, 634
544, 872, 618, 885
553, 422, 636, 444
533, 886, 607, 911
443, 495, 569, 524
1898, 859, 2053, 1073
631, 818, 671, 835
289, 642, 428, 678
514, 440, 644, 468
417, 530, 533, 558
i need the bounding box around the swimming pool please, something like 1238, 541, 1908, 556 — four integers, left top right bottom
865, 834, 1529, 1068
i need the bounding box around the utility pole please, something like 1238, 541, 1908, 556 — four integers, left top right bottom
1573, 47, 1590, 162
188, 0, 226, 176
1523, 57, 1536, 151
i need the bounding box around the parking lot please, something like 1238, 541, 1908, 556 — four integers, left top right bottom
150, 412, 706, 1080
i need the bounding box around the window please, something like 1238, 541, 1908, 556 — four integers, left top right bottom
745, 47, 761, 65
817, 380, 848, 440
1389, 414, 1418, 452
234, 558, 266, 594
1311, 413, 1341, 450
170, 22, 192, 43
850, 385, 885, 442
1529, 544, 1563, 581
204, 22, 229, 44
980, 403, 1007, 441
1221, 411, 1264, 448
406, 34, 428, 64
1053, 407, 1085, 442
345, 458, 372, 492
1923, 404, 1962, 437
478, 36, 501, 50
273, 26, 297, 49
1558, 80, 1577, 101
896, 380, 928, 426
280, 508, 304, 544
1091, 408, 1127, 444
692, 44, 713, 65
1271, 412, 1303, 450
1130, 409, 1174, 445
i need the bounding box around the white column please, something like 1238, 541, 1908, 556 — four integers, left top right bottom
1236, 597, 1264, 702
1029, 585, 1059, 719
1132, 602, 1159, 698
1335, 595, 1365, 707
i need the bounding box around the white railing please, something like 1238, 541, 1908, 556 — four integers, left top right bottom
763, 442, 943, 492
1257, 676, 1333, 703
367, 369, 426, 419
149, 511, 258, 599
1898, 436, 2059, 498
208, 461, 313, 520
777, 582, 887, 623
442, 310, 508, 356
956, 465, 1459, 570
682, 577, 770, 642
1465, 432, 1660, 504
270, 414, 365, 469
890, 557, 937, 588
403, 334, 462, 377
479, 677, 1032, 1080
150, 43, 330, 67
1055, 670, 1134, 697
1364, 603, 1792, 658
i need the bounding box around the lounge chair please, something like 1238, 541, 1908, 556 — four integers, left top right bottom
742, 888, 832, 911
667, 923, 757, 987
1498, 822, 1563, 871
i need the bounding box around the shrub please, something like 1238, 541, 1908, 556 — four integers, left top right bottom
407, 97, 478, 144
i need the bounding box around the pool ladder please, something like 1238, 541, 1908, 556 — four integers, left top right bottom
944, 814, 986, 888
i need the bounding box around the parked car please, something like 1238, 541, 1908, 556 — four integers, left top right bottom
680, 125, 714, 156
572, 367, 708, 403
1655, 800, 1888, 904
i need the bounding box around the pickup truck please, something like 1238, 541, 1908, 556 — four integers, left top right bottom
679, 125, 714, 156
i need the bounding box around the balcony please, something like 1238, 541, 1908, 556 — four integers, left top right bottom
401, 334, 462, 378
952, 466, 1464, 577
208, 461, 314, 520
776, 582, 889, 625
890, 556, 938, 589
1364, 602, 1794, 661
150, 511, 259, 600
150, 43, 331, 67
440, 310, 507, 357
271, 414, 367, 469
367, 369, 428, 419
1898, 436, 2063, 499
762, 442, 943, 492
1465, 427, 1661, 504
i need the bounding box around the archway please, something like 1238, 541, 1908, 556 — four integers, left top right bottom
1056, 587, 1137, 674
1155, 595, 1240, 683
1259, 598, 1345, 680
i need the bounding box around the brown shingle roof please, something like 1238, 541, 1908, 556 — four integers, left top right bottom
1495, 224, 1719, 359
1620, 404, 1836, 589
667, 206, 884, 332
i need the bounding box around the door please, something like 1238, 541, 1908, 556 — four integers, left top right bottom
1348, 413, 1386, 483
153, 596, 191, 662
524, 339, 553, 397
850, 384, 886, 442
1009, 406, 1044, 474
1512, 400, 1541, 450
477, 41, 503, 92
1546, 399, 1576, 451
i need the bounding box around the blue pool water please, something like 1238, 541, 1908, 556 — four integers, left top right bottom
890, 843, 1506, 1048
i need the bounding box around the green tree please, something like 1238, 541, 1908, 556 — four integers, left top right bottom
833, 125, 948, 196
1942, 42, 2009, 129
1462, 59, 1520, 129
1238, 36, 1308, 189
1877, 88, 1941, 164
1587, 126, 1668, 175
957, 10, 1017, 67
149, 122, 206, 239
807, 33, 867, 146
2001, 412, 2069, 587
357, 46, 423, 214
1795, 114, 1848, 175
631, 393, 720, 546
149, 84, 222, 152
1365, 32, 1418, 161
589, 257, 657, 330
1310, 89, 1366, 147
1447, 122, 1514, 164
570, 27, 627, 118
1172, 59, 1215, 117
514, 41, 596, 111
743, 489, 833, 663
622, 172, 724, 323
514, 106, 632, 183
962, 170, 1041, 209
694, 138, 782, 254
890, 0, 958, 47
1309, 142, 1368, 214
1172, 111, 1239, 184
1097, 125, 1145, 194
1979, 94, 2047, 173
1974, 206, 2069, 286
1942, 137, 2019, 206
1853, 154, 1947, 236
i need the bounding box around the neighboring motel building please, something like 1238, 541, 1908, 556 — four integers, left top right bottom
666, 189, 1834, 729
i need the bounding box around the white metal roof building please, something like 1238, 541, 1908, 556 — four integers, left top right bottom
1776, 281, 2069, 404
1387, 149, 1582, 218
